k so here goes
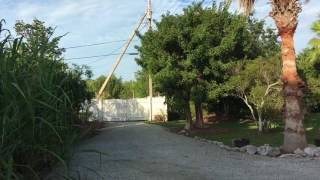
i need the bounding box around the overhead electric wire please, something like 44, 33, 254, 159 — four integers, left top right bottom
86, 43, 127, 65
65, 39, 139, 62
64, 39, 139, 50
64, 52, 138, 61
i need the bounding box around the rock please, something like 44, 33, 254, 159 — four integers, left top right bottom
212, 141, 220, 145
257, 145, 272, 156
257, 145, 280, 157
304, 147, 317, 157
279, 154, 302, 158
240, 146, 247, 153
178, 129, 186, 135
294, 148, 306, 157
219, 144, 232, 151
223, 146, 232, 151
246, 145, 257, 155
314, 151, 320, 157
231, 147, 240, 152
232, 138, 250, 148
294, 148, 304, 154
268, 147, 281, 157
194, 136, 200, 140
313, 147, 320, 157
178, 129, 191, 136
216, 142, 224, 146
308, 144, 317, 148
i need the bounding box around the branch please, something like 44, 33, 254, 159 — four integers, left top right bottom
264, 81, 280, 96
238, 94, 257, 122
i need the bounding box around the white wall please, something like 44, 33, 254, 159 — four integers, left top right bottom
90, 96, 167, 122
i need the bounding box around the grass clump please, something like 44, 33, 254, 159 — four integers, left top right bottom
0, 19, 93, 179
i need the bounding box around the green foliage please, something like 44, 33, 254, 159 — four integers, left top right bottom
87, 71, 149, 100
226, 57, 283, 131
87, 75, 124, 99
153, 113, 320, 147
0, 19, 93, 179
136, 2, 279, 120
120, 71, 149, 99
298, 18, 320, 112
309, 20, 320, 59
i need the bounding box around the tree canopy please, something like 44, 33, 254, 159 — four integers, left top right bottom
136, 2, 279, 129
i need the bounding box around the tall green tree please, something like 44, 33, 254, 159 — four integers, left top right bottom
136, 2, 278, 130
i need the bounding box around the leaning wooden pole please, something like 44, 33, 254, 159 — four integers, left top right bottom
97, 13, 147, 99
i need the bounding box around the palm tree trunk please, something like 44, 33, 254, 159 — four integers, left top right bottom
277, 24, 307, 153
269, 0, 307, 153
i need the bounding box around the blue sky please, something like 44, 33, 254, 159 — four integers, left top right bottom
0, 0, 319, 80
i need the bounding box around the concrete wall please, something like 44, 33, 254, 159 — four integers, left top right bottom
90, 96, 167, 122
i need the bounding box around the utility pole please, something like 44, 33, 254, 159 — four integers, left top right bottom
97, 0, 154, 122
147, 0, 153, 122
97, 13, 146, 99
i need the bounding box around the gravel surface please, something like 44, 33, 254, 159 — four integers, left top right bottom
49, 122, 320, 180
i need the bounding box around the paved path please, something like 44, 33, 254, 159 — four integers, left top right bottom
51, 122, 320, 180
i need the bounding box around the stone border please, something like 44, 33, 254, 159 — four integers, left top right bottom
193, 136, 320, 159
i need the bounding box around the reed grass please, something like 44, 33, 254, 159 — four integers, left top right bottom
0, 19, 93, 179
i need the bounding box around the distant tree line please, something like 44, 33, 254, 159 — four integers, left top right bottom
86, 71, 149, 99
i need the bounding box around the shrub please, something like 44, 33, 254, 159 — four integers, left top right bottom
0, 19, 93, 179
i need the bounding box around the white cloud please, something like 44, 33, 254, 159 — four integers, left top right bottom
16, 3, 41, 19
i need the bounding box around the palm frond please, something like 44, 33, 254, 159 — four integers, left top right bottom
238, 0, 256, 16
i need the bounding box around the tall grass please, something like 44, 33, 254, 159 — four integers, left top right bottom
0, 20, 93, 179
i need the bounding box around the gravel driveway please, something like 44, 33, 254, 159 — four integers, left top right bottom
50, 122, 320, 180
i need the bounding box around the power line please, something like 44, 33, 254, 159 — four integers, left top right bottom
65, 52, 138, 61
64, 39, 139, 49
85, 43, 126, 65
65, 41, 136, 62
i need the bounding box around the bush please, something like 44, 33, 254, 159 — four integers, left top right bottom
0, 19, 93, 179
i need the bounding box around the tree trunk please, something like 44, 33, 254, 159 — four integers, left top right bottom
257, 111, 263, 133
269, 0, 307, 153
280, 30, 307, 152
194, 102, 204, 128
240, 95, 257, 122
184, 102, 193, 131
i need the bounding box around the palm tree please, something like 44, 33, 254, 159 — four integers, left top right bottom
233, 0, 308, 153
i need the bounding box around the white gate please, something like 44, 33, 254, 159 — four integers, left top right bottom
90, 96, 167, 122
